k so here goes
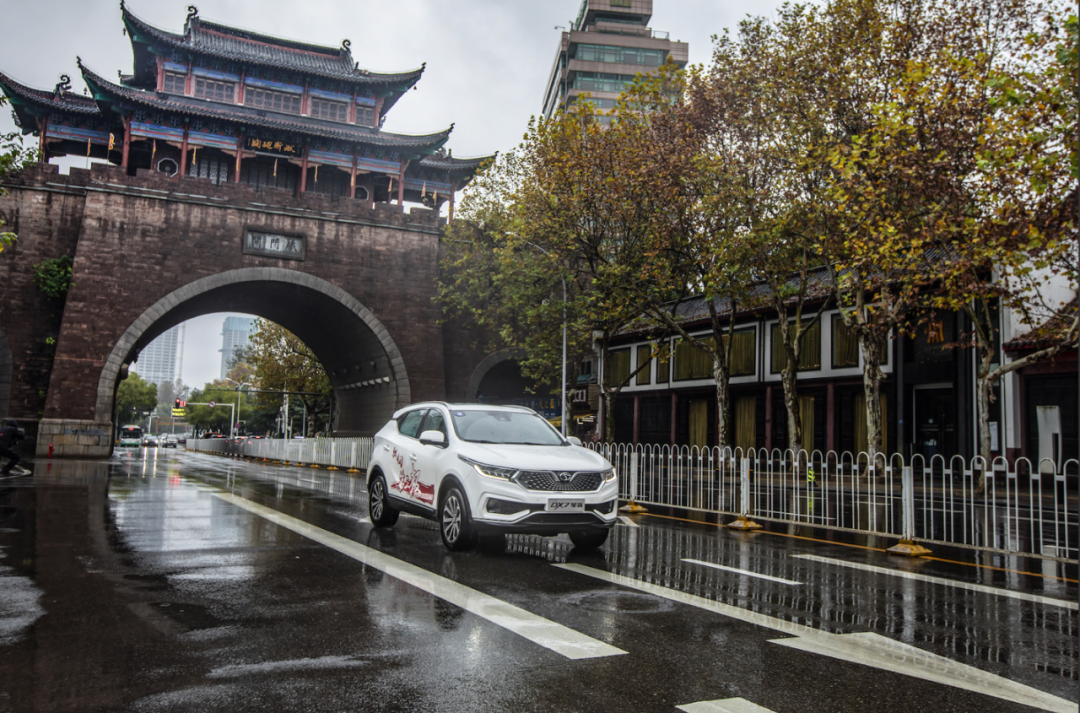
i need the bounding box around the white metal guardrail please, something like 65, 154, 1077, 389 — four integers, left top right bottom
189, 437, 374, 472
589, 444, 1078, 561
187, 437, 1076, 560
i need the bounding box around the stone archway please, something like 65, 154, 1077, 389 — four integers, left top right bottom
96, 267, 410, 439
465, 348, 528, 403
0, 326, 11, 419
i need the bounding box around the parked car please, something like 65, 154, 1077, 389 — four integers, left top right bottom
162, 436, 178, 448
367, 403, 618, 551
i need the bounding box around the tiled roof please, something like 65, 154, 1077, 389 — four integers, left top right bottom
417, 153, 496, 174
122, 4, 424, 88
1003, 302, 1078, 351
0, 70, 102, 116
78, 61, 451, 151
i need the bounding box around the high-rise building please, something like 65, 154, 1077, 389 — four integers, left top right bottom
220, 316, 257, 379
133, 325, 181, 386
542, 0, 688, 120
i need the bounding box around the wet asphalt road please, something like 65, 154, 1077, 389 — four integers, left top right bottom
0, 448, 1076, 713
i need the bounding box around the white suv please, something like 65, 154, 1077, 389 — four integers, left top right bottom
367, 402, 618, 551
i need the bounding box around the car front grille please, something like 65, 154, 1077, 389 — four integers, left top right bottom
514, 470, 604, 492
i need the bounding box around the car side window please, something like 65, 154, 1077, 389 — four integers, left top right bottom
397, 409, 427, 439
421, 409, 448, 438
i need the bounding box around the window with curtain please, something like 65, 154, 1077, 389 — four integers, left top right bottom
799, 396, 815, 452
853, 393, 888, 454
674, 338, 715, 381
771, 320, 822, 373
724, 329, 756, 376
656, 343, 670, 383
735, 397, 756, 451
689, 399, 709, 448
636, 345, 652, 385
608, 349, 630, 386
833, 314, 859, 368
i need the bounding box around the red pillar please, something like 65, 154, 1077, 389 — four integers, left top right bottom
349, 154, 357, 199
121, 116, 131, 170
300, 150, 309, 194
237, 70, 246, 105
448, 182, 457, 221
397, 165, 406, 205
156, 56, 164, 92
765, 385, 773, 451
826, 382, 836, 453
374, 96, 385, 127
179, 129, 189, 178
37, 117, 48, 161
633, 395, 640, 445
233, 137, 243, 183
670, 393, 678, 446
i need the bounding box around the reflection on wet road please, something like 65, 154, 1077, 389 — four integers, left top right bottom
0, 448, 1075, 712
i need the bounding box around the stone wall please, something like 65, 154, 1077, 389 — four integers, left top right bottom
0, 162, 492, 457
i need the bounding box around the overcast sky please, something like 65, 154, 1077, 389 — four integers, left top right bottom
1, 0, 784, 389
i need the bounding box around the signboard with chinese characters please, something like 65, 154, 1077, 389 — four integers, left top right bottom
512, 397, 562, 419
244, 136, 302, 157
243, 230, 306, 261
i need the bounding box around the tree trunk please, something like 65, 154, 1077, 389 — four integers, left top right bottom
859, 334, 884, 470
976, 350, 994, 467
781, 365, 801, 452
603, 389, 615, 443
714, 362, 731, 450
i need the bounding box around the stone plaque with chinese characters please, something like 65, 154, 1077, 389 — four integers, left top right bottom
243, 230, 305, 261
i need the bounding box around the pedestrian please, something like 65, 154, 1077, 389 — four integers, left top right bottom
0, 419, 27, 476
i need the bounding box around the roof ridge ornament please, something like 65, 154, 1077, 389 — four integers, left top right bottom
187, 5, 198, 21
341, 39, 351, 53
54, 74, 72, 96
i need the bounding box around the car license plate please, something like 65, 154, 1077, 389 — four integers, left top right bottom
546, 498, 585, 513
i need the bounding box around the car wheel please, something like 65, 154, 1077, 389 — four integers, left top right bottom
368, 475, 399, 527
439, 486, 475, 551
569, 529, 609, 550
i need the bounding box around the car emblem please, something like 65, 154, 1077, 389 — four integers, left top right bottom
557, 472, 574, 482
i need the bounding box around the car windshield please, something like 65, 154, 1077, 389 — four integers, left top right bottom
450, 409, 565, 446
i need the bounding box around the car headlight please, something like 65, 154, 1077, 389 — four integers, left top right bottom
458, 456, 518, 480
602, 468, 617, 482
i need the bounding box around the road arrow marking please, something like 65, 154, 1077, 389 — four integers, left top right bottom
683, 559, 802, 585
217, 493, 626, 660
556, 563, 1076, 713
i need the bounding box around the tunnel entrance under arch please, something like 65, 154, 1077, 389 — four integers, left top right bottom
99, 268, 410, 443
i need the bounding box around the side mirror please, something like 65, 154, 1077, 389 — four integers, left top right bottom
567, 436, 583, 447
419, 430, 447, 448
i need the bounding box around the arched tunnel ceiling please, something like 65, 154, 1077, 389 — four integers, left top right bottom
129, 281, 389, 388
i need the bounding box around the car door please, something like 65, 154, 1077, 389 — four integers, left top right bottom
386, 408, 427, 505
410, 408, 448, 509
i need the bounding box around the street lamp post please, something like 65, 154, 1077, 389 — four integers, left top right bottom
525, 242, 568, 438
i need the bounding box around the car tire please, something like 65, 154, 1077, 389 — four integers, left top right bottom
368, 475, 399, 527
439, 485, 475, 552
569, 529, 609, 550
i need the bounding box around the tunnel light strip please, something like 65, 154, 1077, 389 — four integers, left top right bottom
215, 492, 626, 660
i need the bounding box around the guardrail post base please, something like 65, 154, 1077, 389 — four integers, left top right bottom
886, 539, 932, 557
619, 500, 648, 513
726, 517, 762, 531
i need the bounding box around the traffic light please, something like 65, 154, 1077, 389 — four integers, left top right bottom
175, 398, 181, 409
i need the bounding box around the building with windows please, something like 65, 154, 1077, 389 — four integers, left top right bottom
0, 4, 490, 209
601, 293, 1077, 467
220, 316, 256, 379
133, 324, 181, 387
542, 0, 688, 120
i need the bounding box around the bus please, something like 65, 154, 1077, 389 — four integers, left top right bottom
118, 425, 143, 448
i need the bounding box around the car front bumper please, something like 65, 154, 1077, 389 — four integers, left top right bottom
468, 477, 620, 534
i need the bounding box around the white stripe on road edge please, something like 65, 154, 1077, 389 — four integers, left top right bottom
618, 516, 639, 527
555, 563, 1076, 713
677, 698, 775, 713
217, 493, 626, 660
793, 554, 1078, 610
683, 559, 802, 585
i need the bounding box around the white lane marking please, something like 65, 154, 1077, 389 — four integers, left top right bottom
683, 559, 802, 585
677, 698, 775, 713
556, 563, 1076, 713
793, 554, 1078, 610
618, 516, 639, 527
216, 493, 625, 660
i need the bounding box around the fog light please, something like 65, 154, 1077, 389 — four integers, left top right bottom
487, 498, 527, 515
